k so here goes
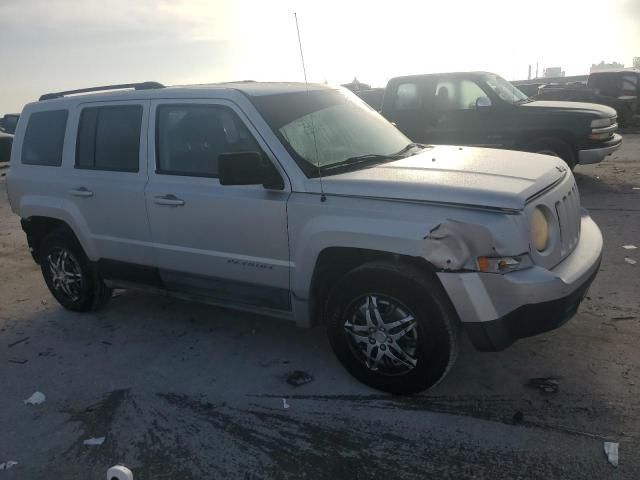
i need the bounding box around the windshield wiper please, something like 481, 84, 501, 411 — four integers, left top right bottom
320, 143, 427, 173
321, 154, 403, 172
394, 142, 426, 155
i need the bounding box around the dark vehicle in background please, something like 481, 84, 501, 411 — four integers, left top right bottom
355, 87, 385, 110
535, 70, 639, 126
380, 71, 622, 169
0, 113, 19, 134
0, 132, 12, 163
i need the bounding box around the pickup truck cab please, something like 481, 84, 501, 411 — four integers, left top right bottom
6, 82, 603, 393
381, 72, 622, 169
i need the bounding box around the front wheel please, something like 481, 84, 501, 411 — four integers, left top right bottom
326, 261, 459, 394
525, 138, 576, 170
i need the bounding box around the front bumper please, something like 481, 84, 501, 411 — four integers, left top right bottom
437, 212, 603, 351
578, 133, 622, 164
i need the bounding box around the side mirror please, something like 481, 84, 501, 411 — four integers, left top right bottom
218, 151, 284, 190
0, 133, 13, 164
476, 96, 492, 108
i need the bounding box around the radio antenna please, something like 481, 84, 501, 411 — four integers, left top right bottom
294, 12, 325, 202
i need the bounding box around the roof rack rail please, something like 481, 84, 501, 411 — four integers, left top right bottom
39, 81, 165, 101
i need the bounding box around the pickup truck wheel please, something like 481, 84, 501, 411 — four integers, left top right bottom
326, 261, 459, 394
526, 139, 576, 170
40, 229, 112, 312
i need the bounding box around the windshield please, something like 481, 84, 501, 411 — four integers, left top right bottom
251, 89, 413, 177
482, 73, 529, 104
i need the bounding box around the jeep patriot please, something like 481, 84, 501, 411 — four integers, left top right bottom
6, 81, 603, 393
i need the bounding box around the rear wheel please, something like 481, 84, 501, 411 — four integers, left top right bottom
40, 228, 112, 312
326, 260, 459, 394
526, 138, 576, 170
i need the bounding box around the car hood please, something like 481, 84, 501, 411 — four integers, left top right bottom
311, 146, 568, 211
522, 99, 617, 117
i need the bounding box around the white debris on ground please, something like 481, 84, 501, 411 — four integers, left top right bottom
282, 398, 290, 410
0, 461, 18, 470
622, 245, 637, 250
624, 257, 637, 265
604, 441, 619, 467
107, 465, 134, 480
23, 391, 46, 405
83, 436, 105, 446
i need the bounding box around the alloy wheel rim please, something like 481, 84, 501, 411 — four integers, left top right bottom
47, 247, 83, 302
343, 294, 418, 376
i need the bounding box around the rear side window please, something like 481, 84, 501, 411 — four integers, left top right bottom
394, 83, 419, 110
76, 105, 142, 172
21, 110, 68, 166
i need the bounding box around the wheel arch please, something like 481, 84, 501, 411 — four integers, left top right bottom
21, 215, 91, 264
307, 247, 443, 327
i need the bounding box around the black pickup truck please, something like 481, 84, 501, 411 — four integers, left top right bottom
379, 71, 622, 169
535, 70, 639, 126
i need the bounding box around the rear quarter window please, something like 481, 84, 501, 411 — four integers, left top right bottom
21, 110, 68, 166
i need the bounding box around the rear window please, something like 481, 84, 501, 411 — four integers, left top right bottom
21, 110, 68, 166
76, 105, 142, 172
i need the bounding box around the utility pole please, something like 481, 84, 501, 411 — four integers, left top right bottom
535, 60, 539, 79
528, 64, 532, 80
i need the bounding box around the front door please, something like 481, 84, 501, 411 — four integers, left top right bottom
424, 77, 504, 147
145, 99, 291, 311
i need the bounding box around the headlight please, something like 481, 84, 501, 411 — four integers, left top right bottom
530, 206, 550, 251
590, 117, 612, 128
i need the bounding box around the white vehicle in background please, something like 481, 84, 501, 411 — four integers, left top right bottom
5, 81, 602, 393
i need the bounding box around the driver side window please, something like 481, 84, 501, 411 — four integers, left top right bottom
156, 105, 262, 178
434, 79, 490, 111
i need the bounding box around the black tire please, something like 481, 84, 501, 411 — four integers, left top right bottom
526, 138, 576, 170
326, 260, 459, 394
39, 228, 112, 312
618, 106, 633, 128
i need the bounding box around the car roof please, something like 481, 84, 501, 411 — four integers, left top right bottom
33, 81, 334, 107
388, 71, 493, 82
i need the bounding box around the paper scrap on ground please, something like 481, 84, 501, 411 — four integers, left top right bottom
624, 257, 637, 265
83, 436, 105, 446
622, 245, 637, 250
604, 441, 619, 467
23, 391, 46, 405
107, 465, 134, 480
282, 398, 290, 410
0, 461, 18, 470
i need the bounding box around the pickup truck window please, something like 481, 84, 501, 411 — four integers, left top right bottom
252, 89, 411, 177
156, 104, 261, 178
621, 75, 638, 95
22, 110, 68, 166
482, 73, 529, 104
395, 83, 420, 110
434, 79, 489, 110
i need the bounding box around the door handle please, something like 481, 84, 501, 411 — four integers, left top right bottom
153, 194, 185, 206
69, 187, 94, 197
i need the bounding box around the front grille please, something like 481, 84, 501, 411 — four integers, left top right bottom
555, 181, 581, 257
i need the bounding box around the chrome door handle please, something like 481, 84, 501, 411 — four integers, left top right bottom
153, 194, 185, 206
69, 187, 94, 197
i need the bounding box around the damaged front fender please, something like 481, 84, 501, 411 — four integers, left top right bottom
422, 219, 523, 271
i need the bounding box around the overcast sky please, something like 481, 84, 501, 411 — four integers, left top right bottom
1, 0, 638, 112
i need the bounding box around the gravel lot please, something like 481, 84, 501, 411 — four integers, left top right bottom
0, 135, 639, 479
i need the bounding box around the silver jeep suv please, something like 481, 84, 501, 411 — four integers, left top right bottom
6, 81, 603, 393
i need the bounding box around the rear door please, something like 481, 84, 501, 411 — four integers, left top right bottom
63, 101, 153, 265
144, 99, 291, 311
382, 78, 431, 141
